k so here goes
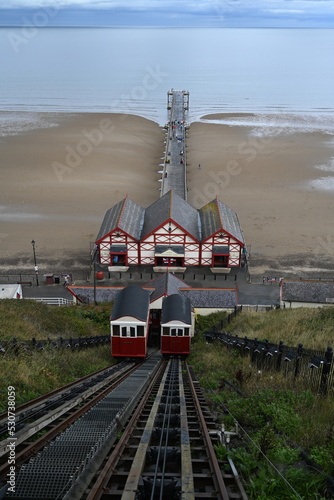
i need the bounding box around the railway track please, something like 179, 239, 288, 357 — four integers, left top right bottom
0, 359, 145, 480
85, 358, 247, 500
1, 357, 247, 499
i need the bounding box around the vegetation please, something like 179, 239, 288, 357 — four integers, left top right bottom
0, 299, 111, 341
191, 309, 334, 499
223, 307, 334, 350
0, 345, 113, 412
0, 300, 113, 411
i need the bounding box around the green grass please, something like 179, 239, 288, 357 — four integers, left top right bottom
190, 310, 334, 499
0, 345, 113, 412
225, 307, 334, 350
0, 299, 111, 341
0, 300, 114, 411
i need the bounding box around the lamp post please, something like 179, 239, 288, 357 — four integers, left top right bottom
31, 239, 39, 286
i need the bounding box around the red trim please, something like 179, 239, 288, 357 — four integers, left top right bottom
141, 218, 199, 243
202, 229, 244, 247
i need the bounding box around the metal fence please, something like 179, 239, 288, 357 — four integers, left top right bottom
204, 330, 334, 395
0, 334, 110, 356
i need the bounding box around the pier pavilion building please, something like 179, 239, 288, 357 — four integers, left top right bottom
95, 190, 245, 273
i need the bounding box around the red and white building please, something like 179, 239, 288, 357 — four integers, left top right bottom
95, 190, 245, 273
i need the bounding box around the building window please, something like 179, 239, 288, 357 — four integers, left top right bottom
156, 257, 184, 267
213, 255, 229, 267
110, 253, 126, 266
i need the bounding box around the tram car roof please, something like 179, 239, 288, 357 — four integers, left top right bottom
110, 285, 151, 322
161, 293, 192, 325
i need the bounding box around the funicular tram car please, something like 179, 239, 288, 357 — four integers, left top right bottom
160, 293, 193, 359
110, 286, 151, 359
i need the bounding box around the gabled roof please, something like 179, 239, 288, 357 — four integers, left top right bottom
199, 198, 244, 245
67, 286, 123, 304
111, 286, 151, 322
145, 273, 191, 302
141, 190, 201, 241
180, 288, 237, 308
281, 280, 334, 304
161, 293, 192, 325
96, 197, 145, 243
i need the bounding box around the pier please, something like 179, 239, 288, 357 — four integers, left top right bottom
160, 90, 189, 200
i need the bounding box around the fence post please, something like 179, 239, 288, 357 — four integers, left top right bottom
262, 339, 269, 369
276, 340, 284, 371
294, 343, 303, 378
251, 337, 258, 364
320, 346, 333, 395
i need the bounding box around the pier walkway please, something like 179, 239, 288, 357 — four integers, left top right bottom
160, 90, 189, 200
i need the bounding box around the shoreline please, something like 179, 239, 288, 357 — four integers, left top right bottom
1, 110, 334, 280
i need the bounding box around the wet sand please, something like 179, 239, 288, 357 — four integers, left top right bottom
1, 111, 334, 279
187, 114, 334, 277
0, 112, 165, 274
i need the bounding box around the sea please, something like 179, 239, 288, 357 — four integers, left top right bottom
1, 27, 334, 127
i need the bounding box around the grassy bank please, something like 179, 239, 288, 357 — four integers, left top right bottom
191, 309, 334, 499
0, 300, 113, 411
0, 345, 112, 412
0, 299, 111, 341
223, 307, 334, 350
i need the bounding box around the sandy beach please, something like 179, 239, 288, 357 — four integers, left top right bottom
1, 111, 334, 279
0, 112, 165, 274
187, 114, 334, 277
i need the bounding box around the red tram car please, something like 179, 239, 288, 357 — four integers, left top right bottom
160, 294, 192, 359
110, 286, 151, 359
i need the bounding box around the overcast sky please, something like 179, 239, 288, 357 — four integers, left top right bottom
0, 0, 334, 27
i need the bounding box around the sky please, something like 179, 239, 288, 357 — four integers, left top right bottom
0, 0, 334, 28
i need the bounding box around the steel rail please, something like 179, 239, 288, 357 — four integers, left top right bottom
185, 362, 231, 500
121, 360, 173, 500
85, 360, 167, 500
0, 361, 141, 481
150, 358, 178, 500
0, 362, 121, 423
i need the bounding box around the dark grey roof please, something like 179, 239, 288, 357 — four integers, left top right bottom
68, 286, 122, 304
199, 199, 244, 244
180, 288, 237, 308
96, 197, 145, 242
144, 273, 190, 302
161, 293, 192, 325
111, 286, 151, 321
141, 190, 201, 241
281, 280, 334, 304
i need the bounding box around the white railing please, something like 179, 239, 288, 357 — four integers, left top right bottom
27, 297, 73, 306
